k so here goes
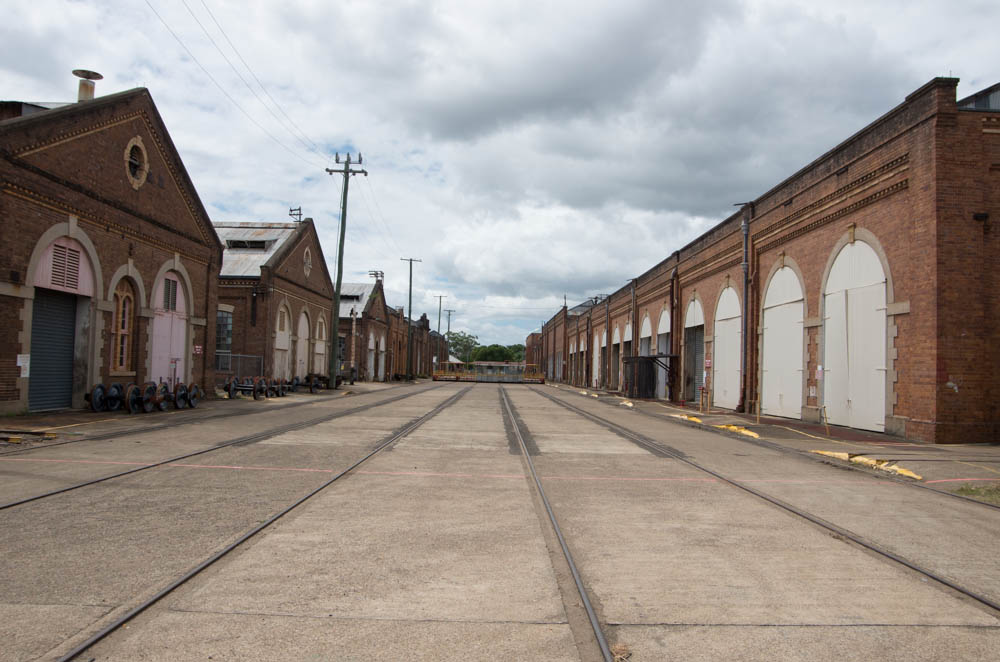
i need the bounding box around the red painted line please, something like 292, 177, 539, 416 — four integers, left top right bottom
541, 475, 717, 483
356, 470, 524, 480
925, 477, 1000, 484
167, 463, 334, 473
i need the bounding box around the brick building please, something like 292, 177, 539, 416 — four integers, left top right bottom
215, 220, 334, 383
337, 283, 447, 381
337, 280, 389, 381
0, 87, 222, 413
533, 77, 998, 444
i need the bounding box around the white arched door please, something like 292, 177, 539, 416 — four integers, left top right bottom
274, 305, 291, 380
313, 318, 327, 375
824, 241, 886, 432
295, 311, 310, 379
762, 267, 804, 419
713, 287, 741, 410
367, 332, 376, 380
151, 271, 188, 388
378, 335, 386, 380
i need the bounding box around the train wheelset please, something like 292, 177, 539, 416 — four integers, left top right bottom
223, 375, 322, 400
85, 381, 202, 415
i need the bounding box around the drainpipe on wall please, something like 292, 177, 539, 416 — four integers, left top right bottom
670, 253, 680, 401
605, 296, 611, 389
739, 203, 754, 412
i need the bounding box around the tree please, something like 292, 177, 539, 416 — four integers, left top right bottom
506, 344, 525, 362
446, 330, 479, 362
471, 344, 513, 362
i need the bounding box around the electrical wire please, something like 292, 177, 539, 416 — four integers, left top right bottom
195, 0, 331, 162
144, 0, 326, 169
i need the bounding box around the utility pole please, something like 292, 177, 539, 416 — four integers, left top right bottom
401, 257, 422, 379
325, 153, 367, 387
444, 309, 455, 334
434, 295, 446, 333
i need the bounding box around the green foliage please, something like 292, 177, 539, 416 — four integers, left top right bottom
471, 344, 513, 362
445, 330, 479, 362
506, 344, 525, 362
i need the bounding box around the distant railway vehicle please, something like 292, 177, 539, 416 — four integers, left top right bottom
433, 362, 544, 384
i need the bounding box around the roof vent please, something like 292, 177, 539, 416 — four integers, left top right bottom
72, 69, 103, 102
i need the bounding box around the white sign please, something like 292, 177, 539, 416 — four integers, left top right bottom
16, 354, 30, 378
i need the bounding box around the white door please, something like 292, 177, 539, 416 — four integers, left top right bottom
151, 273, 187, 387
378, 335, 386, 380
656, 332, 670, 398
367, 333, 376, 380
823, 242, 887, 432
274, 306, 291, 380
592, 332, 600, 387
712, 287, 741, 410
295, 312, 310, 379
761, 267, 804, 419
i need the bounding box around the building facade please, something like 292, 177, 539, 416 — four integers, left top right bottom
0, 88, 222, 413
533, 77, 999, 444
215, 220, 334, 383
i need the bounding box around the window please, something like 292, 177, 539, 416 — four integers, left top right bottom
128, 145, 143, 178
163, 278, 178, 311
112, 280, 136, 371
225, 239, 270, 250
278, 309, 288, 332
216, 310, 233, 353
316, 319, 325, 341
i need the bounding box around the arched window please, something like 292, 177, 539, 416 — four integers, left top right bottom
113, 279, 136, 372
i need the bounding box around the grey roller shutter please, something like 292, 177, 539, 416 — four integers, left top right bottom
29, 288, 77, 411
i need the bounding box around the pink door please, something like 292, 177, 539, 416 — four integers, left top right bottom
151, 273, 187, 387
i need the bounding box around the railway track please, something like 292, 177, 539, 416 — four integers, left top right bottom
0, 382, 443, 510
528, 385, 1000, 618
551, 385, 1000, 512
55, 384, 473, 661
0, 382, 417, 458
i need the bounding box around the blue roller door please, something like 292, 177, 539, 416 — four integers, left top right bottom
29, 288, 77, 411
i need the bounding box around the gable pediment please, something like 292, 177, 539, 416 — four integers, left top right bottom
1, 89, 219, 252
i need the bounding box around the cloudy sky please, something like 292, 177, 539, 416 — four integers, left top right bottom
4, 0, 996, 345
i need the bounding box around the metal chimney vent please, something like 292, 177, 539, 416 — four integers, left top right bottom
72, 69, 103, 102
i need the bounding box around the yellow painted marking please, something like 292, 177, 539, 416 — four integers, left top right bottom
620, 400, 634, 408
671, 414, 702, 424
4, 437, 23, 443
713, 424, 760, 439
810, 451, 921, 480
774, 425, 861, 448
591, 394, 599, 398
954, 460, 1000, 477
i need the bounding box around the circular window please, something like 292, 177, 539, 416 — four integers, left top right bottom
124, 136, 149, 190
303, 248, 313, 278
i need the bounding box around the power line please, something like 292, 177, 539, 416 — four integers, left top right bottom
363, 176, 405, 255
195, 0, 330, 161
143, 0, 325, 169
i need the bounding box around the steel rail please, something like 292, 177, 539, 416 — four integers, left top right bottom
0, 383, 444, 511
500, 386, 614, 662
0, 382, 418, 457
531, 386, 1000, 616
560, 387, 1000, 512
58, 385, 473, 662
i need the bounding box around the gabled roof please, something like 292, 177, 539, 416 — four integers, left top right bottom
215, 222, 299, 277
0, 87, 223, 257
338, 282, 375, 317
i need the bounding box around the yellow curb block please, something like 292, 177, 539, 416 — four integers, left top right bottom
810, 450, 922, 480
620, 400, 634, 408
579, 390, 588, 396
591, 393, 599, 398
713, 424, 760, 438
671, 413, 702, 424
3, 436, 23, 443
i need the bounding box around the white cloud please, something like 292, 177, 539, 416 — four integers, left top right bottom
3, 0, 996, 344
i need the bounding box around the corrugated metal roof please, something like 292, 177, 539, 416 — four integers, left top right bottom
215, 222, 298, 277
338, 282, 375, 318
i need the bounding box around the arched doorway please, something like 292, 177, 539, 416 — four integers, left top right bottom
29, 235, 97, 410
274, 304, 291, 380
313, 317, 327, 375
656, 307, 671, 399
684, 299, 705, 401
823, 241, 887, 432
378, 335, 386, 381
712, 287, 741, 410
295, 310, 310, 379
761, 266, 804, 419
151, 270, 188, 388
